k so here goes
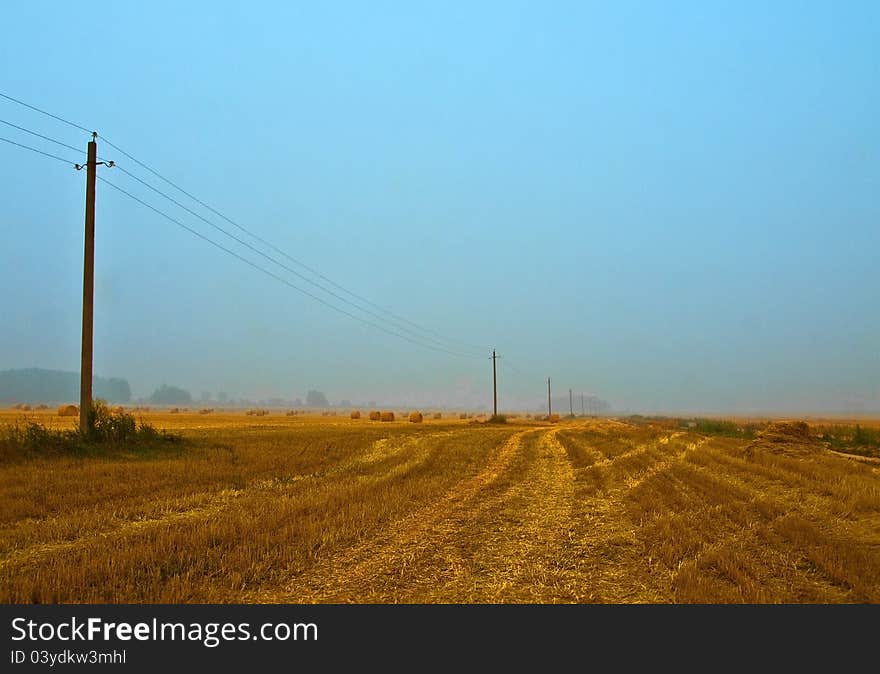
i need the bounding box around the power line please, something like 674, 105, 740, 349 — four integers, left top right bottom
0, 92, 92, 134
97, 175, 484, 359
0, 132, 482, 359
0, 118, 86, 156
0, 135, 79, 166
101, 135, 487, 354
500, 355, 544, 380
111, 164, 485, 356
0, 90, 487, 357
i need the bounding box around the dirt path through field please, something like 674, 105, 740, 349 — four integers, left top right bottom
259, 427, 538, 601
437, 426, 581, 602
251, 425, 592, 602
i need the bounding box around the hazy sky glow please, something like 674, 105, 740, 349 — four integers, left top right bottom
1, 1, 878, 413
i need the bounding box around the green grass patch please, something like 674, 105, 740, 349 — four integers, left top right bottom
815, 424, 880, 458
0, 401, 182, 462
683, 418, 763, 439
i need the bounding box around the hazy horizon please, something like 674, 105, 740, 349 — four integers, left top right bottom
2, 2, 878, 416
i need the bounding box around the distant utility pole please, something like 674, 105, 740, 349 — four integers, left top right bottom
569, 388, 573, 417
581, 393, 585, 416
547, 377, 552, 417
491, 349, 498, 417
77, 133, 113, 435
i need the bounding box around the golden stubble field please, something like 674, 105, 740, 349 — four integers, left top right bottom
1, 409, 879, 603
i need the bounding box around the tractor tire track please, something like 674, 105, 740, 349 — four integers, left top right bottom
267, 425, 587, 603
267, 427, 542, 602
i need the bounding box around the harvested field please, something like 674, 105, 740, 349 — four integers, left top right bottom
0, 411, 878, 603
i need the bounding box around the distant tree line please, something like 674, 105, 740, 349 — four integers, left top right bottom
0, 368, 131, 403
306, 390, 330, 407
147, 384, 192, 405
140, 388, 340, 408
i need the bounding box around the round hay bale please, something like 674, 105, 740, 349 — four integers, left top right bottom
350, 410, 361, 419
409, 411, 423, 423
380, 411, 395, 422
57, 404, 78, 417
548, 413, 560, 423
199, 408, 214, 414
459, 412, 468, 419
369, 410, 381, 421
433, 412, 442, 420
169, 407, 180, 414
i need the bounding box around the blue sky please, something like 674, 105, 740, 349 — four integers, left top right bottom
1, 1, 878, 413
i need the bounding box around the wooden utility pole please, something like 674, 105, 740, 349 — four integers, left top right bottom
491, 350, 497, 417
547, 377, 552, 417
569, 388, 573, 417
581, 393, 585, 416
79, 135, 97, 434
75, 135, 114, 435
